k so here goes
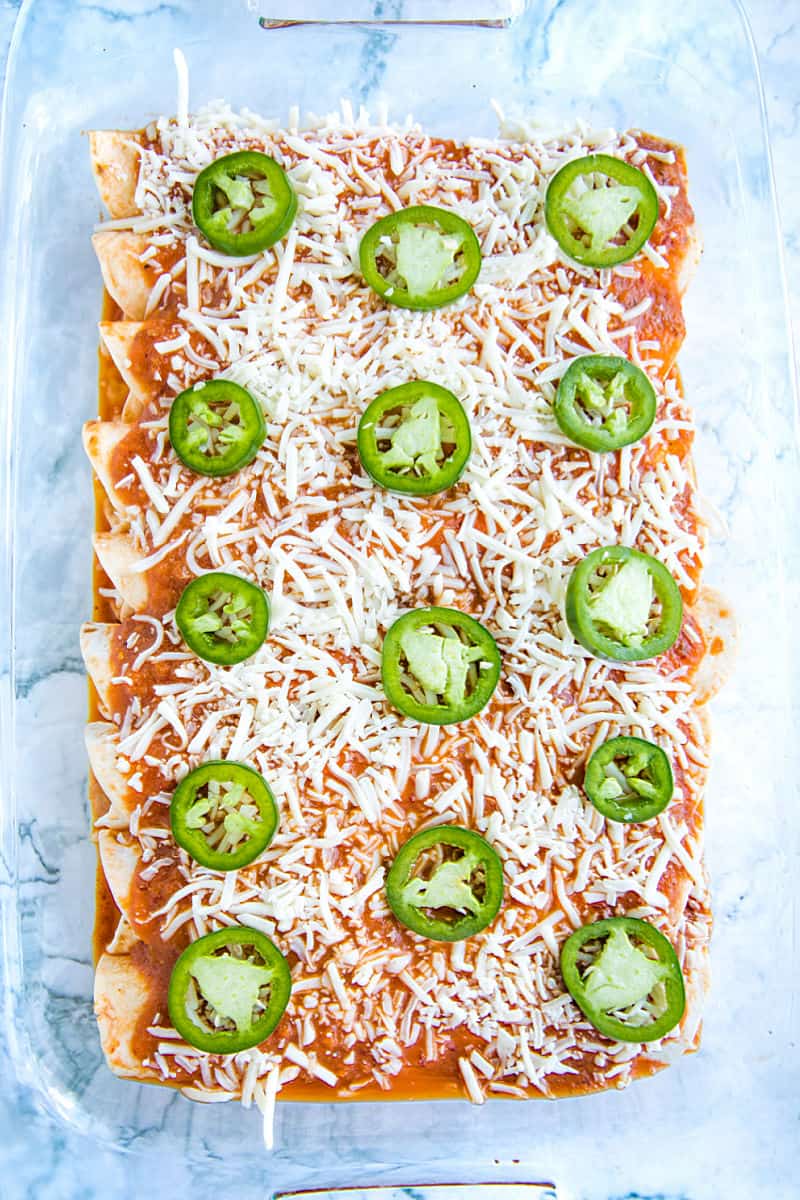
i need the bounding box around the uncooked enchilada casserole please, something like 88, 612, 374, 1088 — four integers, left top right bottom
81, 67, 735, 1142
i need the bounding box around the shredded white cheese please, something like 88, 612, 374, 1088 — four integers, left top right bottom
88, 97, 713, 1134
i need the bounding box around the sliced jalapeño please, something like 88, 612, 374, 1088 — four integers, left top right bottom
584, 736, 673, 823
359, 204, 481, 310
381, 607, 501, 725
554, 355, 656, 452
168, 927, 292, 1053
386, 825, 504, 942
565, 546, 682, 662
170, 761, 279, 871
192, 150, 297, 257
176, 572, 269, 666
357, 380, 471, 496
560, 916, 685, 1043
545, 153, 659, 268
169, 379, 266, 477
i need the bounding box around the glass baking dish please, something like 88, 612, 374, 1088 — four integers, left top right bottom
1, 0, 798, 1196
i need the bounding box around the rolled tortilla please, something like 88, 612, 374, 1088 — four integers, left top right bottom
99, 320, 180, 419
89, 130, 144, 219
105, 916, 140, 955
93, 530, 150, 612
93, 231, 158, 321
84, 420, 135, 513
678, 224, 703, 298
106, 915, 140, 956
86, 720, 140, 827
94, 951, 159, 1079
80, 622, 118, 716
97, 829, 141, 929
691, 586, 738, 705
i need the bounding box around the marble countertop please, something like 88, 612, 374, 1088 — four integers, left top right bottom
0, 2, 797, 1198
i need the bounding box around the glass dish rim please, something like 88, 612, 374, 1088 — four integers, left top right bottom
0, 0, 797, 1159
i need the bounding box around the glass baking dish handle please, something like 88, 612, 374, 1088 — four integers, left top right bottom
273, 1187, 558, 1200
255, 0, 523, 29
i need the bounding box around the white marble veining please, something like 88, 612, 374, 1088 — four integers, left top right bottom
0, 1, 798, 1197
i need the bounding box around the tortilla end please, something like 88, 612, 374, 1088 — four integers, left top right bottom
83, 419, 134, 513
93, 530, 150, 612
678, 221, 703, 298
692, 586, 738, 704
80, 622, 118, 715
86, 721, 138, 827
97, 830, 141, 927
106, 916, 140, 956
94, 951, 159, 1079
93, 231, 153, 321
89, 130, 143, 219
99, 320, 155, 411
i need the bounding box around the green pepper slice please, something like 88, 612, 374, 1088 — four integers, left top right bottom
386, 825, 504, 942
169, 379, 266, 477
357, 380, 471, 496
381, 606, 501, 725
545, 154, 659, 268
168, 927, 292, 1053
554, 355, 656, 452
565, 545, 682, 662
359, 204, 481, 310
584, 736, 673, 823
170, 761, 279, 871
560, 916, 685, 1043
176, 572, 269, 665
192, 150, 297, 257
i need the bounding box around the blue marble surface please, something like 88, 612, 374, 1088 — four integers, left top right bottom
1, 1, 798, 1198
